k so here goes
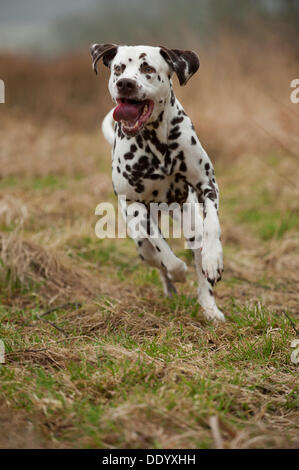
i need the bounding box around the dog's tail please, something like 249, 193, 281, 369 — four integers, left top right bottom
102, 109, 115, 146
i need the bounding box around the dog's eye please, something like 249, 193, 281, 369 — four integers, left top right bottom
140, 63, 156, 74
114, 65, 124, 75
144, 66, 155, 73
144, 66, 155, 74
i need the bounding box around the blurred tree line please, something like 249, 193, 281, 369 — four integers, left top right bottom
54, 0, 299, 52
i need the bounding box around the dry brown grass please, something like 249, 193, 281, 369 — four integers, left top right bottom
0, 29, 298, 449
0, 402, 58, 449
0, 231, 102, 305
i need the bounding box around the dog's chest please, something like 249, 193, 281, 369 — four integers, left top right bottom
112, 137, 189, 203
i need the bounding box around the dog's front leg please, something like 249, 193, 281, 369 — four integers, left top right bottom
201, 196, 223, 286
185, 148, 223, 286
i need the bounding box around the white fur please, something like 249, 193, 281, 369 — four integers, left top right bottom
101, 109, 115, 146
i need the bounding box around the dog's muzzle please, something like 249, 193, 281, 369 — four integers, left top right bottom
113, 92, 154, 136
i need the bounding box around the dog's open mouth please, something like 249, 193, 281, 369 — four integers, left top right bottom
113, 98, 154, 136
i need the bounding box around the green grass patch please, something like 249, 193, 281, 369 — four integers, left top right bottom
0, 175, 72, 190
239, 208, 299, 240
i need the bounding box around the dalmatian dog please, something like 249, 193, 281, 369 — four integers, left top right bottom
90, 44, 224, 321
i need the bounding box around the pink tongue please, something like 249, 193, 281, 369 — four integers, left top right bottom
113, 102, 143, 122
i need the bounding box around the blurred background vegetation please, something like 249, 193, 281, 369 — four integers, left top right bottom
0, 0, 299, 56
0, 0, 298, 154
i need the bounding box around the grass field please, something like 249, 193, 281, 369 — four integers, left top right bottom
0, 34, 298, 448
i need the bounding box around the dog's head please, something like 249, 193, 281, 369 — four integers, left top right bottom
90, 44, 199, 136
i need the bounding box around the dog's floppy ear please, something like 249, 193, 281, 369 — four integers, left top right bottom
159, 46, 200, 86
90, 43, 118, 74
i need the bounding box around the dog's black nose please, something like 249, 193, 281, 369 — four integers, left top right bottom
116, 78, 137, 94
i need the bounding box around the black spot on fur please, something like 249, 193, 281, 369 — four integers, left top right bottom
149, 173, 161, 180
136, 134, 143, 149
169, 125, 181, 140
169, 142, 179, 150
133, 155, 150, 171
135, 184, 145, 193
171, 116, 184, 125
151, 111, 164, 130
117, 122, 125, 139
179, 161, 187, 172
143, 129, 167, 155
124, 152, 134, 160
170, 89, 175, 106
203, 180, 217, 202
174, 172, 186, 183
177, 151, 185, 161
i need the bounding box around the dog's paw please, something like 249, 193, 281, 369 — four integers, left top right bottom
167, 258, 188, 283
201, 239, 223, 286
160, 271, 178, 298
203, 305, 225, 322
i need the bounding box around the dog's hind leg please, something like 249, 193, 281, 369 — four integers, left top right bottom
159, 270, 177, 297
133, 237, 177, 297
184, 191, 225, 321
121, 201, 187, 285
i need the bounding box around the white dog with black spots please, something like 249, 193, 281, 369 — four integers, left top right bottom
90, 44, 224, 321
